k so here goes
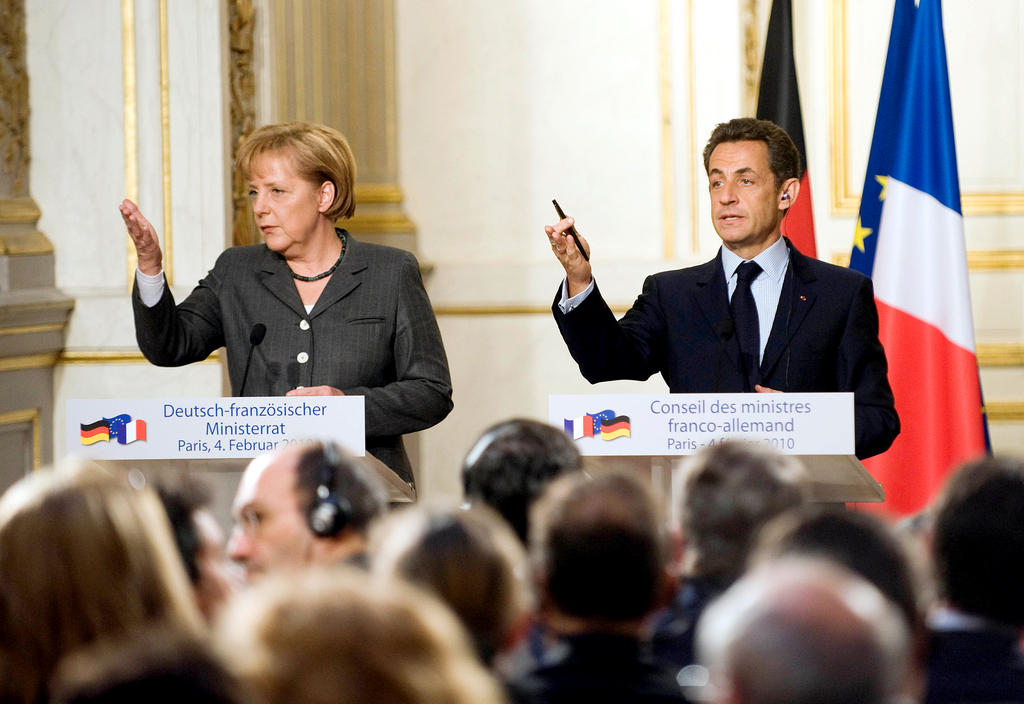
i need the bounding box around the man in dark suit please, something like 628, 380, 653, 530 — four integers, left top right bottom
923, 455, 1024, 704
546, 118, 898, 459
505, 471, 685, 704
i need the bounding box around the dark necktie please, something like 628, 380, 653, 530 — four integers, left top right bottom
731, 261, 763, 391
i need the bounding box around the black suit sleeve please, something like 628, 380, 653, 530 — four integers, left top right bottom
552, 278, 668, 384
840, 276, 900, 459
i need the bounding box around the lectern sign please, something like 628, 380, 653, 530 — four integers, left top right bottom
67, 397, 365, 460
549, 393, 854, 456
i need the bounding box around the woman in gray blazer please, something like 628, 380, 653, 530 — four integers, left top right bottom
120, 122, 452, 485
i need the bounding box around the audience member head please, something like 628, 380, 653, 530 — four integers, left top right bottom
215, 566, 505, 704
236, 121, 356, 220
50, 626, 248, 704
755, 507, 923, 635
371, 503, 530, 665
228, 440, 388, 581
702, 117, 801, 187
698, 557, 910, 704
530, 470, 670, 634
679, 440, 806, 583
932, 454, 1024, 627
0, 459, 201, 704
754, 507, 928, 699
462, 418, 582, 543
156, 476, 236, 620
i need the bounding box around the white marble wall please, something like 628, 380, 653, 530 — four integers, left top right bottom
26, 0, 230, 460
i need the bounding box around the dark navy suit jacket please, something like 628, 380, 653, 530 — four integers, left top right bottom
553, 239, 898, 459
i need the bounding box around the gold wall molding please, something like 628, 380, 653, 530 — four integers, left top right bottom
342, 211, 416, 234
967, 250, 1024, 270
265, 0, 418, 252
433, 304, 631, 317
159, 0, 173, 283
742, 0, 763, 115
0, 196, 40, 223
0, 353, 59, 372
978, 344, 1024, 367
123, 0, 139, 275
0, 0, 30, 198
355, 183, 404, 204
986, 401, 1024, 422
0, 409, 41, 471
58, 349, 221, 364
229, 0, 257, 246
686, 0, 699, 253
833, 249, 1024, 271
830, 0, 1024, 216
0, 323, 65, 337
0, 229, 53, 256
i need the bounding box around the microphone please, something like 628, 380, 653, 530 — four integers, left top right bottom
713, 319, 735, 393
239, 323, 266, 396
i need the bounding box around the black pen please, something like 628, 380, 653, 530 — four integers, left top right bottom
552, 199, 589, 262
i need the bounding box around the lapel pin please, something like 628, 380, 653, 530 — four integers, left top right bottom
800, 295, 807, 301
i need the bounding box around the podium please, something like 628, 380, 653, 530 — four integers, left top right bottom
550, 392, 884, 516
66, 397, 415, 527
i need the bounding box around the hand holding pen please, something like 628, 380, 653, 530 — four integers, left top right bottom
545, 199, 593, 297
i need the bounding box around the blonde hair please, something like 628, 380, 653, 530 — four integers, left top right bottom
0, 459, 202, 704
215, 567, 506, 704
236, 121, 357, 220
370, 504, 531, 664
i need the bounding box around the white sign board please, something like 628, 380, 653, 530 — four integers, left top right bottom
66, 397, 365, 460
549, 393, 854, 456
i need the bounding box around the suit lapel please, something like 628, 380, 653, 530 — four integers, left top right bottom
760, 240, 817, 378
693, 252, 741, 368
309, 231, 366, 319
257, 247, 307, 318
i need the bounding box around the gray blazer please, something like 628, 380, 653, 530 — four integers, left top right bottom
132, 232, 453, 483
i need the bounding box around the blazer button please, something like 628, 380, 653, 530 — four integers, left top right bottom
299, 319, 310, 331
297, 352, 309, 364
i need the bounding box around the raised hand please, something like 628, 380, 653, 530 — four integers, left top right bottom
545, 216, 593, 297
119, 199, 163, 275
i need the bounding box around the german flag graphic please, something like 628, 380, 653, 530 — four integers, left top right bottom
599, 416, 631, 441
80, 419, 111, 445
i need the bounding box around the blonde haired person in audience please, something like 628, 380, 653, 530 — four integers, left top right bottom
370, 503, 532, 668
215, 566, 506, 704
0, 459, 202, 704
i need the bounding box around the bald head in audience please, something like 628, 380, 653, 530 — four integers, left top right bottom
698, 558, 910, 704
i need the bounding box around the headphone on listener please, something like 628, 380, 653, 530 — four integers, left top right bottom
306, 442, 353, 538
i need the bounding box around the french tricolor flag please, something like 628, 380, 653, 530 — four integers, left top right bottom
850, 0, 987, 515
564, 414, 595, 440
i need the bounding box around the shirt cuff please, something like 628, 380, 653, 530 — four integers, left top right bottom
557, 278, 595, 314
135, 269, 166, 308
